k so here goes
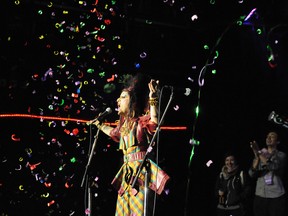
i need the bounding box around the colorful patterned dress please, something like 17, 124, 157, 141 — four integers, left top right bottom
109, 114, 170, 216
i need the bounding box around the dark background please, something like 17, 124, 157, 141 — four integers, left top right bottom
1, 0, 288, 215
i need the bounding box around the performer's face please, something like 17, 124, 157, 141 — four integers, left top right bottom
117, 90, 130, 116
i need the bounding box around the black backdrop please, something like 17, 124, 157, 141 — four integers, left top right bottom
1, 1, 288, 215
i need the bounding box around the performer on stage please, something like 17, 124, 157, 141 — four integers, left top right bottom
92, 73, 170, 215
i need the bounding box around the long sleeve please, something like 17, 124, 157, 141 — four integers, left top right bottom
250, 150, 287, 198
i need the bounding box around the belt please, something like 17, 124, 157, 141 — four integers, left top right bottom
124, 151, 146, 162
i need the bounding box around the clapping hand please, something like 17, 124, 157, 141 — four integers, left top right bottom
250, 141, 260, 158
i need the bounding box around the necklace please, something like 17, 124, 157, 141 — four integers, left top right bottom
120, 120, 134, 136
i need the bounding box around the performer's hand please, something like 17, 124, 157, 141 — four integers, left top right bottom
148, 79, 159, 98
86, 119, 101, 127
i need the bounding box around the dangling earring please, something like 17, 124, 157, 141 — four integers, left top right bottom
131, 110, 135, 118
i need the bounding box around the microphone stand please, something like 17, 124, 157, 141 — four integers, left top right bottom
131, 87, 174, 216
81, 127, 101, 216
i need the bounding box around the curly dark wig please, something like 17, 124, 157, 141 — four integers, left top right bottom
122, 73, 152, 118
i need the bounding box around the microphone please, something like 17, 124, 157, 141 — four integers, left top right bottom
89, 107, 112, 124
164, 85, 192, 96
